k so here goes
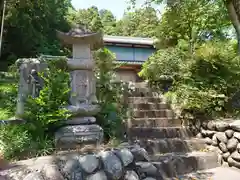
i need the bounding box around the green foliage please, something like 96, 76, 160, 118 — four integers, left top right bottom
24, 58, 70, 138
140, 40, 240, 118
94, 48, 128, 139
0, 76, 18, 119
0, 58, 70, 159
0, 125, 31, 159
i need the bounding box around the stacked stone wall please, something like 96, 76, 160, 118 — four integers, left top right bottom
196, 119, 240, 168
1, 145, 162, 180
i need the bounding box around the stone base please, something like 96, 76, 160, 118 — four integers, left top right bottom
65, 117, 96, 125
66, 104, 100, 116
55, 124, 103, 149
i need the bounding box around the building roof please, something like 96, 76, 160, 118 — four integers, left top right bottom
103, 35, 154, 46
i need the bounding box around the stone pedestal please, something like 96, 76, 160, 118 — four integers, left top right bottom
55, 27, 104, 149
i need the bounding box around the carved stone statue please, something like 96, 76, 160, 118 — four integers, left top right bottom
27, 69, 41, 98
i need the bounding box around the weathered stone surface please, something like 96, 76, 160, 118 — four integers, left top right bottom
65, 117, 96, 125
207, 121, 216, 130
222, 152, 231, 161
23, 172, 45, 180
136, 162, 158, 177
99, 151, 123, 179
201, 129, 215, 137
204, 137, 212, 145
66, 105, 100, 116
227, 138, 238, 152
230, 121, 240, 132
115, 148, 134, 167
44, 164, 64, 180
228, 157, 240, 168
55, 124, 103, 148
79, 155, 99, 174
62, 159, 79, 175
237, 144, 240, 153
196, 133, 203, 138
231, 151, 240, 162
124, 170, 139, 180
212, 134, 218, 146
201, 121, 208, 129
86, 171, 107, 180
131, 147, 150, 162
142, 178, 157, 180
216, 132, 228, 143
234, 132, 240, 141
219, 142, 228, 153
225, 130, 234, 139
216, 122, 229, 132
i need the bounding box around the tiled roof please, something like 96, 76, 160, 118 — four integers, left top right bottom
103, 35, 154, 45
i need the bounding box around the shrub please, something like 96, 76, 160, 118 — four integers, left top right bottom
140, 40, 240, 119
94, 48, 129, 140
0, 58, 70, 159
24, 58, 70, 139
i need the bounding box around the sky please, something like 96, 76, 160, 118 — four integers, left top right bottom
71, 0, 163, 19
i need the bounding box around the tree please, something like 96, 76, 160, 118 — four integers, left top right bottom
99, 9, 117, 35
225, 0, 240, 53
118, 7, 159, 37
0, 0, 72, 64
129, 0, 240, 53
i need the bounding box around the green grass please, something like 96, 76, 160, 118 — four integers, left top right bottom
0, 74, 17, 120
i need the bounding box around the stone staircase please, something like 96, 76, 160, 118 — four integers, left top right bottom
127, 82, 220, 179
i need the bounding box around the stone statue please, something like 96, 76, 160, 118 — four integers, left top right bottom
27, 69, 41, 98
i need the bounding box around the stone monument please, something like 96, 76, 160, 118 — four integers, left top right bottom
55, 27, 104, 149
15, 58, 46, 117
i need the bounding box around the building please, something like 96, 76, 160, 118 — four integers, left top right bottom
45, 31, 156, 82
104, 35, 156, 82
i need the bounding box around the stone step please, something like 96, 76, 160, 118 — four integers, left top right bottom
172, 167, 240, 180
132, 110, 175, 118
128, 127, 193, 139
134, 138, 207, 154
128, 97, 164, 104
151, 151, 220, 178
129, 90, 159, 98
130, 102, 169, 110
131, 118, 181, 128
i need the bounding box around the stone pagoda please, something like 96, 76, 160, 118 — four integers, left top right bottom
55, 26, 104, 149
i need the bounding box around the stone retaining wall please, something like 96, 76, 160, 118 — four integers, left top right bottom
0, 144, 161, 180
197, 119, 240, 168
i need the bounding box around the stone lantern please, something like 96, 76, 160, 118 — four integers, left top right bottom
55, 27, 104, 149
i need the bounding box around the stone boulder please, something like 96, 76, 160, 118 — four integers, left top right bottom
215, 121, 229, 132
227, 138, 238, 152
99, 151, 123, 179
124, 171, 139, 180
131, 147, 150, 162
115, 148, 134, 167
225, 130, 234, 139
231, 151, 240, 162
23, 172, 45, 180
207, 121, 216, 130
212, 134, 218, 146
228, 157, 240, 168
216, 132, 228, 143
204, 137, 212, 145
230, 120, 240, 132
86, 171, 107, 180
222, 152, 231, 161
79, 155, 99, 174
234, 132, 240, 141
219, 142, 228, 153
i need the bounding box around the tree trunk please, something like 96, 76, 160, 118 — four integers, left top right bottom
225, 0, 240, 54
